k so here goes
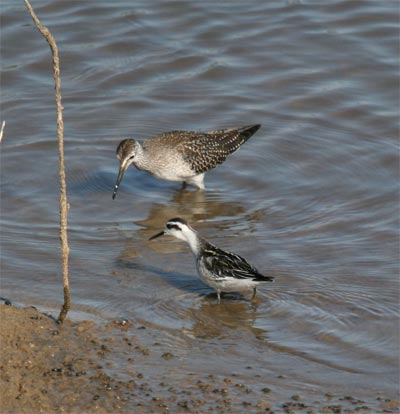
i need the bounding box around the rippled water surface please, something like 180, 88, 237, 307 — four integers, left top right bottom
1, 0, 398, 401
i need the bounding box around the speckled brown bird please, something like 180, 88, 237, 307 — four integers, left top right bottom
112, 124, 261, 198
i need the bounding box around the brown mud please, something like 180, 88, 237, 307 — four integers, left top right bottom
0, 304, 398, 414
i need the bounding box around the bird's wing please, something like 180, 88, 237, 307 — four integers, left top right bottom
176, 125, 260, 174
201, 243, 274, 282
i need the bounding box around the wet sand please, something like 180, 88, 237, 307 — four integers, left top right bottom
1, 303, 398, 414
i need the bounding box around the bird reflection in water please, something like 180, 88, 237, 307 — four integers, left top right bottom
184, 297, 268, 340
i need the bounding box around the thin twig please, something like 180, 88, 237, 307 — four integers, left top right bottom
24, 0, 71, 323
0, 121, 5, 143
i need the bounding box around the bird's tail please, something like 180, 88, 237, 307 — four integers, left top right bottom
255, 274, 274, 282
236, 124, 261, 141
216, 124, 261, 154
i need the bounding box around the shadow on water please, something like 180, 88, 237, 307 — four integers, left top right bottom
114, 257, 196, 293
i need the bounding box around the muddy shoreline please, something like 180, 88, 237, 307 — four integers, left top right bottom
0, 303, 397, 414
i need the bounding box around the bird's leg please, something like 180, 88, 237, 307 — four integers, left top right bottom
251, 287, 257, 300
181, 181, 187, 190
217, 291, 221, 304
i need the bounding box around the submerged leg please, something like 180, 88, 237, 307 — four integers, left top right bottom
251, 287, 257, 300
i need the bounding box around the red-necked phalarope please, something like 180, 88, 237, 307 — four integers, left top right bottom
149, 217, 274, 303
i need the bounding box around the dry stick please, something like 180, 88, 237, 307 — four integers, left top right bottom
0, 121, 5, 143
24, 0, 70, 323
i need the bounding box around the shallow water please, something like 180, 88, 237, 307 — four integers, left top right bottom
1, 0, 398, 401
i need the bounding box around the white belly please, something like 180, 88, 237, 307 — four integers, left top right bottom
146, 150, 194, 181
197, 261, 258, 293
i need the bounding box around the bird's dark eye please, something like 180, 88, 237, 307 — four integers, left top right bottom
129, 155, 135, 160
166, 224, 180, 231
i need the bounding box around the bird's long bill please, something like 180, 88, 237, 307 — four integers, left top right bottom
112, 164, 127, 199
149, 230, 165, 241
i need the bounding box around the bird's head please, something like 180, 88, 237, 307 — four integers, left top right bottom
149, 217, 195, 243
113, 139, 141, 199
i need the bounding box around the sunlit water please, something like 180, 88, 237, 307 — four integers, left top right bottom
1, 0, 398, 400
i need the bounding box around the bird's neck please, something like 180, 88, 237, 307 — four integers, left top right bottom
131, 142, 148, 170
182, 229, 203, 258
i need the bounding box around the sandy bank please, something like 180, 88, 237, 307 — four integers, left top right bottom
0, 304, 398, 413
